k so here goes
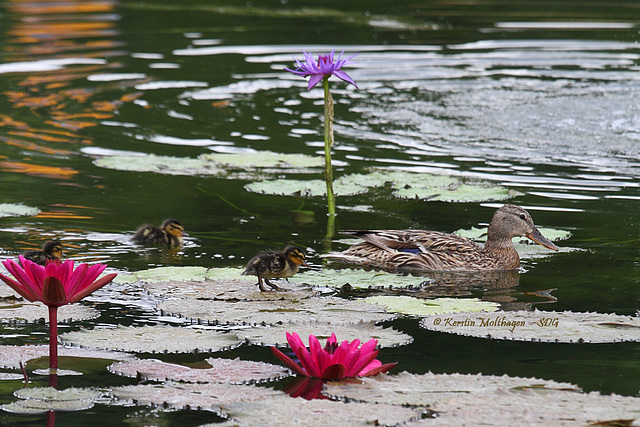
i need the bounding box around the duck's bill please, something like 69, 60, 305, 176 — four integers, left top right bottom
526, 229, 559, 251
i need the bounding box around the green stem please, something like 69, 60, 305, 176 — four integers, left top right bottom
323, 76, 336, 250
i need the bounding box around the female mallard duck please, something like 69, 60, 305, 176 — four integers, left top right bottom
132, 219, 186, 247
22, 240, 63, 265
242, 246, 308, 292
326, 204, 559, 272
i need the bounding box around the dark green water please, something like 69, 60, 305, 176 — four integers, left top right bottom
0, 0, 639, 424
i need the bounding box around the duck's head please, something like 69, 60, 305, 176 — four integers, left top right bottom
284, 246, 309, 267
488, 204, 559, 251
43, 240, 64, 260
161, 219, 187, 238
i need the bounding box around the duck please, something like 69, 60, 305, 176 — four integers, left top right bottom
242, 246, 308, 292
132, 219, 186, 247
22, 240, 63, 265
325, 204, 559, 272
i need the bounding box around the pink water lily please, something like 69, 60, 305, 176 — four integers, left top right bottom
1, 256, 116, 307
0, 256, 117, 377
271, 332, 397, 380
285, 50, 357, 90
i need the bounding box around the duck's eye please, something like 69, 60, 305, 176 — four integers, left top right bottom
519, 214, 526, 220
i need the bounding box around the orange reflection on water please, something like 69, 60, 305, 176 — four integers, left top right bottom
0, 161, 78, 179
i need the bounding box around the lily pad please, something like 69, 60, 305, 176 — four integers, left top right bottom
113, 266, 210, 284
237, 321, 413, 348
61, 325, 243, 353
245, 177, 368, 197
111, 381, 282, 412
419, 310, 640, 343
93, 151, 324, 177
323, 371, 580, 406
411, 387, 640, 426
3, 387, 101, 414
0, 345, 132, 369
108, 357, 291, 384
158, 297, 395, 326
364, 296, 499, 316
0, 300, 99, 323
221, 395, 419, 426
0, 203, 40, 218
245, 170, 516, 202
144, 277, 314, 301
297, 268, 430, 289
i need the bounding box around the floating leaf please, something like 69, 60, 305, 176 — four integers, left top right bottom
422, 387, 640, 426
158, 297, 395, 326
200, 151, 323, 169
237, 321, 413, 348
0, 345, 132, 369
0, 300, 98, 323
0, 203, 40, 218
114, 266, 210, 284
108, 357, 291, 384
221, 395, 419, 426
364, 296, 499, 316
93, 151, 324, 177
61, 325, 242, 353
323, 371, 580, 406
145, 277, 314, 301
3, 387, 100, 414
112, 381, 282, 412
245, 170, 516, 202
245, 177, 368, 197
297, 268, 430, 289
419, 310, 640, 343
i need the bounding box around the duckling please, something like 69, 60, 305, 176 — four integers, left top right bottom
325, 204, 559, 272
22, 240, 63, 265
132, 219, 186, 248
242, 246, 308, 292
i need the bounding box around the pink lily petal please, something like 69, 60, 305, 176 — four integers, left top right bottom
42, 277, 67, 307
321, 363, 346, 381
270, 347, 307, 376
346, 349, 379, 377
361, 362, 398, 377
67, 273, 117, 304
0, 274, 39, 302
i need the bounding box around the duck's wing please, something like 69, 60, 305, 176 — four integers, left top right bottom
331, 230, 483, 271
132, 225, 166, 244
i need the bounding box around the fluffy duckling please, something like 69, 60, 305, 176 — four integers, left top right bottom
242, 246, 308, 292
22, 240, 63, 265
132, 219, 186, 248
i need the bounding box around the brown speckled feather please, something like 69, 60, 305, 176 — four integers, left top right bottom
327, 205, 558, 272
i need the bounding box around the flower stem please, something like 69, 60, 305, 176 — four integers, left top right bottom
323, 76, 336, 250
48, 305, 58, 371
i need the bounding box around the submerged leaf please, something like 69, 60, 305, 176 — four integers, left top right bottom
0, 345, 132, 369
364, 296, 499, 316
108, 357, 290, 384
61, 325, 242, 353
237, 321, 413, 348
113, 266, 210, 284
158, 297, 395, 326
420, 310, 640, 343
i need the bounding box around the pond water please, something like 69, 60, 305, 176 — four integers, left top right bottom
0, 0, 639, 424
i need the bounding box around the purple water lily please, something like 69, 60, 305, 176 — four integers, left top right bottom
285, 50, 357, 90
